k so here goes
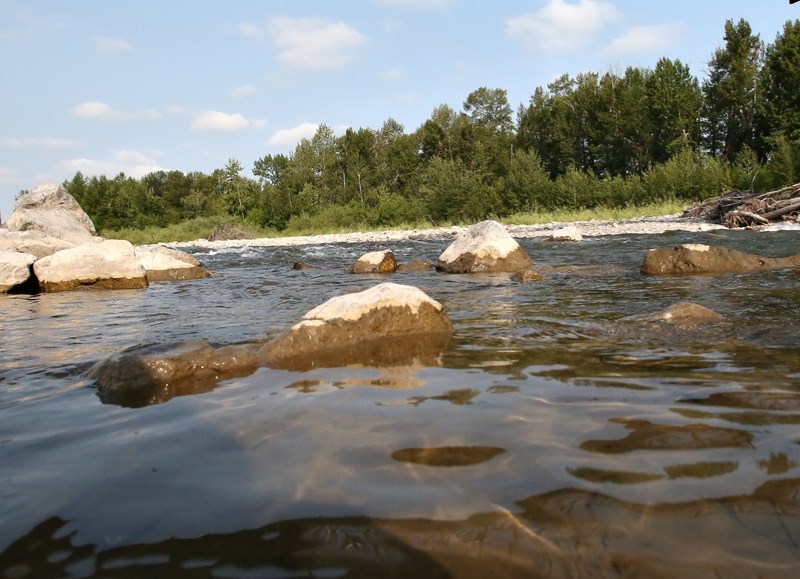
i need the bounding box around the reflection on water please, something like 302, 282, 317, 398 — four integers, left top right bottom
4, 477, 800, 578
2, 229, 800, 576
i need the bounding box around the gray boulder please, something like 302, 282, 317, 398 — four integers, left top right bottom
436, 220, 532, 273
135, 246, 210, 282
33, 239, 148, 292
260, 282, 452, 371
5, 183, 97, 245
641, 243, 800, 275
0, 250, 36, 292
348, 250, 398, 274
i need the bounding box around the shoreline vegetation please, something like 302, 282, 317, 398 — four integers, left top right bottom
54, 18, 800, 248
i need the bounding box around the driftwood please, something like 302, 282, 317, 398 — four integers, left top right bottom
683, 183, 800, 228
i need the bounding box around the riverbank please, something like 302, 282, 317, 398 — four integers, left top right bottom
164, 214, 726, 250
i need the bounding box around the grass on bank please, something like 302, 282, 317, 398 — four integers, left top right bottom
102, 200, 687, 245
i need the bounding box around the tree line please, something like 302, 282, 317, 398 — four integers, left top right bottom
65, 18, 800, 233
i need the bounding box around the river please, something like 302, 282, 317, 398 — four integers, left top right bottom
1, 227, 799, 578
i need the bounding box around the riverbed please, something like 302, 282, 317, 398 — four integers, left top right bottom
1, 226, 799, 578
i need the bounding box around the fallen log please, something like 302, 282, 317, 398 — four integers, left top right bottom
685, 182, 800, 228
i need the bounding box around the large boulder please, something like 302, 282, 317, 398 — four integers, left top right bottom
641, 243, 800, 275
135, 246, 210, 282
88, 339, 261, 407
33, 239, 148, 292
260, 282, 452, 371
5, 183, 97, 245
0, 229, 75, 258
348, 250, 398, 274
0, 250, 36, 292
436, 220, 532, 273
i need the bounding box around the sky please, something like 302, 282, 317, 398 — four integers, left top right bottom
1, 0, 798, 221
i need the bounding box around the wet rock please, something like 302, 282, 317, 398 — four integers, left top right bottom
621, 302, 724, 326
5, 183, 97, 245
260, 282, 452, 371
89, 339, 261, 407
546, 225, 583, 242
0, 229, 74, 258
641, 243, 800, 275
397, 259, 435, 272
292, 261, 320, 270
0, 250, 36, 292
135, 246, 210, 282
512, 268, 544, 283
348, 250, 398, 274
33, 239, 148, 292
435, 220, 532, 273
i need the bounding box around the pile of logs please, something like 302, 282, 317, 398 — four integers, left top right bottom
683, 183, 800, 228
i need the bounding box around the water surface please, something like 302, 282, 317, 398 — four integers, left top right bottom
1, 229, 799, 577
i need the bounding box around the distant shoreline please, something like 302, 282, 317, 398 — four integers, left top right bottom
160, 215, 726, 250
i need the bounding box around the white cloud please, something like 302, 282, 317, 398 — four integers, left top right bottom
505, 0, 622, 52
191, 110, 266, 132
604, 22, 686, 55
270, 17, 366, 70
231, 84, 256, 98
268, 122, 319, 147
94, 36, 133, 53
0, 166, 19, 181
0, 137, 82, 150
71, 101, 160, 122
59, 150, 164, 178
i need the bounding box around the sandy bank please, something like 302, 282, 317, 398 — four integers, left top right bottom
163, 215, 726, 250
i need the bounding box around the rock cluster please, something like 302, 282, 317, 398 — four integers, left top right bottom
0, 183, 209, 293
640, 243, 800, 275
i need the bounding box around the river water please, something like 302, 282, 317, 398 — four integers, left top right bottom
1, 228, 800, 578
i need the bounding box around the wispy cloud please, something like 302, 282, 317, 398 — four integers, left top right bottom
505, 0, 622, 52
59, 150, 164, 178
604, 22, 686, 55
71, 101, 160, 122
94, 36, 133, 53
191, 110, 267, 133
379, 68, 404, 80
0, 137, 82, 150
269, 17, 366, 70
268, 122, 319, 147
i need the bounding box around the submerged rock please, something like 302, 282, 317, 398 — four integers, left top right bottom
436, 220, 532, 273
89, 339, 261, 407
0, 250, 36, 292
397, 259, 435, 272
33, 239, 148, 292
512, 268, 544, 283
348, 250, 398, 274
641, 243, 800, 275
260, 282, 452, 371
5, 183, 97, 245
135, 246, 210, 282
621, 302, 724, 326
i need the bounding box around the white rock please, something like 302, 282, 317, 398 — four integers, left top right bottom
33, 239, 147, 292
436, 220, 532, 273
549, 225, 583, 242
0, 250, 36, 292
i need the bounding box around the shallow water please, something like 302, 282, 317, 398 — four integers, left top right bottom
2, 228, 800, 578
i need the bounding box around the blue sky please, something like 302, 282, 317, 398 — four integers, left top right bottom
1, 0, 797, 221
